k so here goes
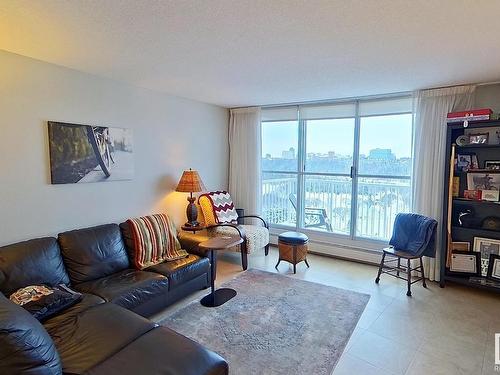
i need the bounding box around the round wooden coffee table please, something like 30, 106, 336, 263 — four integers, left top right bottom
199, 235, 243, 307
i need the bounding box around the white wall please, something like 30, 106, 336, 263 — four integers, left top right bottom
475, 83, 500, 112
0, 50, 229, 245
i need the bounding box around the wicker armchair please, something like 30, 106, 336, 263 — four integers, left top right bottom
197, 191, 269, 270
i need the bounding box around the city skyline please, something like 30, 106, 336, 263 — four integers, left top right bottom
263, 146, 407, 160
262, 114, 413, 159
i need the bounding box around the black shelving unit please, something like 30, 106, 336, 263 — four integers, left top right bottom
440, 119, 500, 292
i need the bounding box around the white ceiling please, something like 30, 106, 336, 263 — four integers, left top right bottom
2, 0, 500, 108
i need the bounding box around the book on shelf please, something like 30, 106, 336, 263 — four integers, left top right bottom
446, 108, 493, 123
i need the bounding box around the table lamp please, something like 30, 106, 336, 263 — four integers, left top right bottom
175, 169, 206, 227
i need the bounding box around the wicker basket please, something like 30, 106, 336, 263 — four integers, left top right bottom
277, 239, 309, 273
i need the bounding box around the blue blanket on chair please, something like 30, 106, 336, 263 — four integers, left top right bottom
389, 213, 438, 257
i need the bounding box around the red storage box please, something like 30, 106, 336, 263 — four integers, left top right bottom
447, 108, 492, 123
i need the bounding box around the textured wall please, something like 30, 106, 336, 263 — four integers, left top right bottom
0, 51, 228, 245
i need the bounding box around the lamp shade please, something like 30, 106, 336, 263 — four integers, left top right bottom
175, 169, 206, 193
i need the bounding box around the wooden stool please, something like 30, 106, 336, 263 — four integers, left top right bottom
276, 231, 309, 274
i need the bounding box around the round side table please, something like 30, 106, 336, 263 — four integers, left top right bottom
198, 236, 243, 307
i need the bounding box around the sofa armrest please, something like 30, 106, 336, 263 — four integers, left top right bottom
177, 232, 211, 257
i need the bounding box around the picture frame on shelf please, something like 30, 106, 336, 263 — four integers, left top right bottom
481, 189, 500, 202
473, 237, 500, 276
467, 172, 500, 191
451, 242, 470, 252
487, 254, 500, 282
457, 153, 479, 172
469, 133, 489, 144
457, 154, 472, 171
449, 251, 480, 276
485, 160, 500, 170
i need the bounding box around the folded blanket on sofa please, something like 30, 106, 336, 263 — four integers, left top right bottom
389, 213, 438, 257
127, 214, 188, 269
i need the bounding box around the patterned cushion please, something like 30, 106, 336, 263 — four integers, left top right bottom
207, 225, 269, 254
199, 191, 239, 224
10, 285, 82, 321
127, 214, 188, 269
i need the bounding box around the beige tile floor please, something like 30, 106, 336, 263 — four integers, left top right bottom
153, 247, 500, 375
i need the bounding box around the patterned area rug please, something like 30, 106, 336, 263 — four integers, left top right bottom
161, 269, 369, 374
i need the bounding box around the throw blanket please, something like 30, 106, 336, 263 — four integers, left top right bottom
199, 191, 239, 224
389, 213, 438, 257
127, 214, 188, 269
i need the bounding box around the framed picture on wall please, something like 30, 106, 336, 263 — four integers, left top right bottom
48, 121, 134, 184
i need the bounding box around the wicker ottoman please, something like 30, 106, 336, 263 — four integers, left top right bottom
276, 231, 310, 274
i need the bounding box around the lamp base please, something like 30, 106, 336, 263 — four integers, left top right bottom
185, 195, 199, 227
184, 221, 200, 227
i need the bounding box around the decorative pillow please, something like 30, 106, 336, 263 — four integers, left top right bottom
199, 191, 239, 224
10, 285, 82, 321
127, 213, 188, 269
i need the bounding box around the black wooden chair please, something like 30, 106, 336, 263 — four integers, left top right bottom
375, 213, 437, 296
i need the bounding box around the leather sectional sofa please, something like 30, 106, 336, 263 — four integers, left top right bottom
0, 223, 228, 375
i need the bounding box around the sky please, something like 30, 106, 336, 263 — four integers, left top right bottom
262, 114, 413, 159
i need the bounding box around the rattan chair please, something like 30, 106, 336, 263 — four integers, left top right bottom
198, 191, 269, 270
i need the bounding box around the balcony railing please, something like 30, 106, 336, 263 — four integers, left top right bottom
262, 176, 411, 241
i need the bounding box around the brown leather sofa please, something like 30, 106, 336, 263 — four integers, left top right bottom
0, 223, 228, 375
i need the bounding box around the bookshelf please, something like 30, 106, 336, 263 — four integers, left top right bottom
440, 119, 500, 292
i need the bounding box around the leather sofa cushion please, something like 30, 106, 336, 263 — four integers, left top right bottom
74, 269, 169, 310
0, 293, 62, 375
58, 224, 130, 284
86, 326, 228, 375
43, 293, 105, 332
44, 302, 155, 374
146, 254, 209, 290
0, 237, 70, 296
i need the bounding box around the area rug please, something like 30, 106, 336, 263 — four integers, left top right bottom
160, 269, 369, 375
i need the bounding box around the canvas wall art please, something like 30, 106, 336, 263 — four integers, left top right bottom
48, 121, 134, 184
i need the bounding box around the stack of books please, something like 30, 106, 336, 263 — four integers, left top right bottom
446, 108, 493, 123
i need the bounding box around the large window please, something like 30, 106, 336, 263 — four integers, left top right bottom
261, 97, 413, 242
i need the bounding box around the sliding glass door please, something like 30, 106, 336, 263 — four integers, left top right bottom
261, 107, 299, 228
261, 96, 413, 243
304, 116, 355, 235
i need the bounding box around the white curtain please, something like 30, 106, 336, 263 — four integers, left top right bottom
228, 107, 262, 215
412, 85, 476, 281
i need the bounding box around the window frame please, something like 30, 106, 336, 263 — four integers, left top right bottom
261, 95, 413, 246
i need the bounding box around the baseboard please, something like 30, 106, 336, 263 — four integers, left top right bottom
269, 234, 382, 266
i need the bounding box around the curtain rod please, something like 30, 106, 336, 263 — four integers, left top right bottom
230, 80, 500, 110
